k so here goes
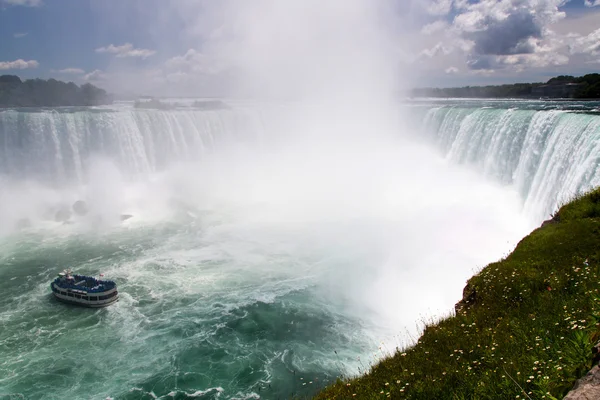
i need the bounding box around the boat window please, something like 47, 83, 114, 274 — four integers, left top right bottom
90, 297, 97, 301
81, 296, 88, 301
75, 295, 81, 299
67, 293, 74, 297
61, 291, 67, 295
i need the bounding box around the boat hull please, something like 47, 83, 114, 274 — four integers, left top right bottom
52, 292, 119, 308
51, 282, 118, 308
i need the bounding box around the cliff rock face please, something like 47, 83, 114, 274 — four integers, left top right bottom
454, 282, 477, 313
564, 365, 600, 400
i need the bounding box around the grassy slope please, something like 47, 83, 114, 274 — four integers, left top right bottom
315, 189, 600, 399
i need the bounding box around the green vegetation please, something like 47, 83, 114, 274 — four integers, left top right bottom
412, 82, 539, 98
0, 75, 111, 107
315, 188, 600, 399
555, 74, 600, 99
411, 73, 600, 99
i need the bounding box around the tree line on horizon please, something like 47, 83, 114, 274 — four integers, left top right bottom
411, 73, 600, 99
1, 73, 599, 106
0, 75, 112, 108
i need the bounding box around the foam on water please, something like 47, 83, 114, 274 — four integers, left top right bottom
0, 103, 536, 399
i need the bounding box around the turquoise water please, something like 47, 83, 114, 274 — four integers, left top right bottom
0, 221, 379, 399
0, 210, 529, 399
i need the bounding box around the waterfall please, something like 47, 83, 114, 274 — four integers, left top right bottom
422, 105, 600, 219
0, 106, 265, 184
2, 102, 600, 221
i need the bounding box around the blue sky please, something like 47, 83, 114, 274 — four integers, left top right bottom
1, 0, 599, 95
0, 1, 189, 76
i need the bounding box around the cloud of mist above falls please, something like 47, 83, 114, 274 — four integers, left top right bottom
89, 0, 410, 100
161, 1, 536, 342
195, 1, 400, 102
0, 1, 538, 347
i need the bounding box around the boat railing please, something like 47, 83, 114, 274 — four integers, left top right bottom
53, 277, 116, 292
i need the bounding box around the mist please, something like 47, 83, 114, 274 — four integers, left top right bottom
0, 1, 537, 335
0, 5, 544, 389
2, 2, 598, 399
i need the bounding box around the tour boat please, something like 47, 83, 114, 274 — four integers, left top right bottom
51, 269, 118, 307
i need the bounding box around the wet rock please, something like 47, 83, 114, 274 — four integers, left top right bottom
541, 212, 561, 227
72, 200, 89, 216
55, 207, 72, 222
564, 365, 600, 400
120, 214, 133, 221
455, 282, 477, 313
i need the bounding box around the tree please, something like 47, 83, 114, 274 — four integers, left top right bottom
0, 76, 112, 107
0, 75, 22, 84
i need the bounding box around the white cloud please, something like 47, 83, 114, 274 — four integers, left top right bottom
420, 0, 470, 16
95, 43, 156, 59
165, 71, 188, 84
13, 32, 28, 38
570, 28, 600, 56
2, 0, 42, 6
0, 59, 39, 70
462, 49, 570, 73
421, 20, 448, 35
83, 48, 231, 96
419, 0, 576, 73
584, 0, 600, 6
418, 42, 452, 59
165, 49, 224, 75
78, 0, 600, 93
52, 68, 85, 74
499, 52, 569, 68
425, 0, 453, 16
454, 0, 567, 55
84, 69, 105, 81
405, 1, 592, 79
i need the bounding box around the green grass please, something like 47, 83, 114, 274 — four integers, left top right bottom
314, 188, 600, 400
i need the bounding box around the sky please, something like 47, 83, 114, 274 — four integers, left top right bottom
0, 0, 599, 96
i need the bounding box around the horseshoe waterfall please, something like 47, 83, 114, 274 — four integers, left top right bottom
1, 99, 599, 399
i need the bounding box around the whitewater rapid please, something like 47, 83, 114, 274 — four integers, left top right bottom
0, 100, 599, 399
